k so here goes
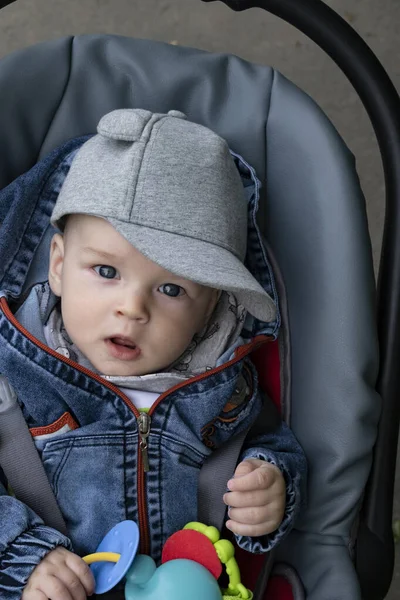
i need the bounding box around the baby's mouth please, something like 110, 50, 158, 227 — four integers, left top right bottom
111, 337, 137, 349
105, 337, 141, 361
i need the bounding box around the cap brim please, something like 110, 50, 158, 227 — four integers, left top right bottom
108, 218, 276, 323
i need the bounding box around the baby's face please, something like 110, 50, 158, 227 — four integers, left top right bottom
48, 215, 219, 376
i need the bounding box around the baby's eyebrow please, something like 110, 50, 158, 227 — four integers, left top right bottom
81, 246, 117, 261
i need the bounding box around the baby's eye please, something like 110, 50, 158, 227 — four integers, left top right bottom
93, 265, 119, 279
158, 283, 185, 297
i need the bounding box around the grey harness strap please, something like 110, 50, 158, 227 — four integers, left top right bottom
197, 425, 251, 530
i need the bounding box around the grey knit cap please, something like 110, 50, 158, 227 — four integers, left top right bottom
51, 109, 276, 322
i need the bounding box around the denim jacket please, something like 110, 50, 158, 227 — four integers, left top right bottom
0, 137, 307, 599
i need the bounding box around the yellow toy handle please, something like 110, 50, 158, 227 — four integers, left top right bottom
82, 552, 121, 565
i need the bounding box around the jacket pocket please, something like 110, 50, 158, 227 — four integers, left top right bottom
39, 431, 135, 556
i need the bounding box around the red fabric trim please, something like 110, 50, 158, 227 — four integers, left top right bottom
235, 549, 294, 600
30, 412, 78, 437
251, 340, 281, 410
236, 548, 264, 589
266, 576, 294, 600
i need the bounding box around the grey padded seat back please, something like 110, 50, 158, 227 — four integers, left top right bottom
0, 35, 381, 600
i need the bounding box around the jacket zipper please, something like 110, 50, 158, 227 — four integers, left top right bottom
138, 412, 151, 472
0, 296, 269, 554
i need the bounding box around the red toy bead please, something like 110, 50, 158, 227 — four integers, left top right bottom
161, 529, 223, 580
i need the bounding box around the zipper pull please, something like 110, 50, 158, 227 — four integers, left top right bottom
138, 412, 151, 473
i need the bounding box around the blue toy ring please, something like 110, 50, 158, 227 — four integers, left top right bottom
86, 520, 140, 594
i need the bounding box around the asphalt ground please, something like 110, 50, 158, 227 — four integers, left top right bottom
0, 0, 399, 597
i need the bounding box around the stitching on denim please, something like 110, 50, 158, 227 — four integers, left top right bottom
43, 435, 131, 451
157, 387, 180, 550
159, 437, 207, 462
122, 430, 127, 521
51, 440, 73, 497
157, 422, 164, 547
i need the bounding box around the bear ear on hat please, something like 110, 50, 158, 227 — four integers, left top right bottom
167, 110, 187, 119
97, 109, 153, 142
161, 529, 222, 580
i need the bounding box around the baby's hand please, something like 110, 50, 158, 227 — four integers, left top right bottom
22, 546, 95, 600
223, 458, 286, 537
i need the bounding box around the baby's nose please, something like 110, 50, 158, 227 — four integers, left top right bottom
117, 292, 150, 322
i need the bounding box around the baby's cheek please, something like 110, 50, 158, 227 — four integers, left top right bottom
147, 323, 193, 370
62, 301, 94, 345
159, 313, 197, 345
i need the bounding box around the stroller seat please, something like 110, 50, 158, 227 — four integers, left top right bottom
0, 2, 399, 597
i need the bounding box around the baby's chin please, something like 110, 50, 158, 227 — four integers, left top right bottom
99, 365, 155, 378
94, 359, 166, 378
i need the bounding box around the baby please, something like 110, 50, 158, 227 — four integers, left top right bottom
19, 109, 306, 600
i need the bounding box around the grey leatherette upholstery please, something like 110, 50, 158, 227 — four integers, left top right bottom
0, 35, 381, 599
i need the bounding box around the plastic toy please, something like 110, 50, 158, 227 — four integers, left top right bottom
82, 520, 253, 599
82, 520, 140, 594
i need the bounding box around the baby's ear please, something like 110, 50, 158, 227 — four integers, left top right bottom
48, 233, 65, 297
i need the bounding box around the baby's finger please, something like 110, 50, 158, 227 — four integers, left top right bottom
233, 460, 257, 478
21, 589, 48, 600
226, 520, 275, 537
228, 464, 277, 492
30, 575, 74, 600
53, 568, 88, 600
64, 553, 95, 597
228, 504, 270, 525
223, 489, 270, 508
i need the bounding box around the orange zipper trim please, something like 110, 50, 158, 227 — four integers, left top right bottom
0, 296, 270, 554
